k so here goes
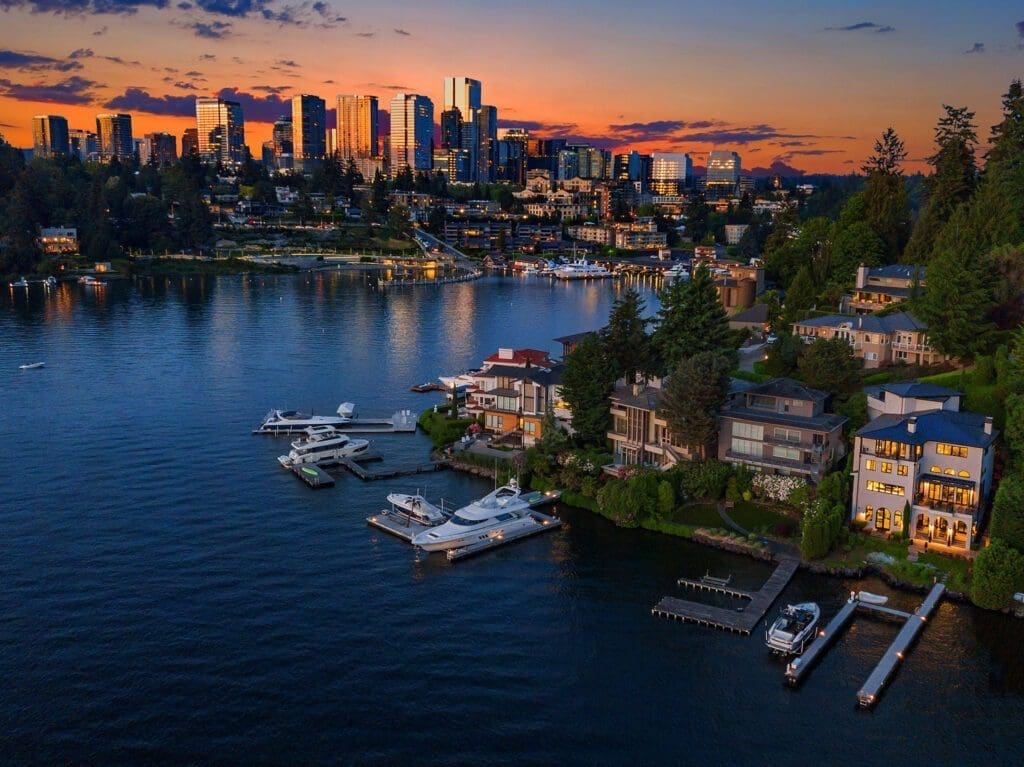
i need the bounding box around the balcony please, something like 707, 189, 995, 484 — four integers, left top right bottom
724, 449, 818, 473
891, 342, 933, 353
913, 494, 978, 518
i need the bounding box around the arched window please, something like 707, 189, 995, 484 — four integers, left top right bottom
944, 467, 955, 476
894, 509, 903, 530
875, 507, 891, 531
958, 470, 970, 478
863, 505, 873, 521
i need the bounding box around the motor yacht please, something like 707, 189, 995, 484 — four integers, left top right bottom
80, 275, 107, 287
411, 479, 537, 552
255, 403, 355, 434
663, 262, 690, 281
551, 258, 611, 280
18, 362, 45, 370
765, 602, 821, 655
385, 492, 447, 526
277, 426, 369, 467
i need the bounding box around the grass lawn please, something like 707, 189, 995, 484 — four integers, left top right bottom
669, 502, 723, 529
728, 502, 798, 537
817, 532, 972, 591
919, 367, 1002, 424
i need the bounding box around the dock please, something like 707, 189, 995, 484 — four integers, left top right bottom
651, 556, 799, 635
366, 509, 434, 542
445, 510, 562, 561
520, 489, 562, 508
335, 410, 418, 434
290, 463, 335, 488
338, 457, 449, 481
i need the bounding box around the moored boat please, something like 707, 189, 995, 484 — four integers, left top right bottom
18, 362, 45, 370
411, 479, 537, 552
385, 492, 447, 525
255, 403, 356, 434
277, 426, 369, 467
765, 602, 821, 655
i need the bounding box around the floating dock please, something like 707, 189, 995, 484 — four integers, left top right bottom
520, 489, 562, 508
291, 463, 335, 488
338, 457, 449, 481
366, 509, 434, 542
651, 556, 800, 635
446, 510, 562, 561
334, 410, 418, 434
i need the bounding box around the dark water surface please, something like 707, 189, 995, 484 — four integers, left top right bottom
1, 273, 1022, 765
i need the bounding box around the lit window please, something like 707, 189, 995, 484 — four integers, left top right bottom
958, 470, 970, 478
881, 462, 893, 474
866, 459, 876, 471
897, 465, 908, 476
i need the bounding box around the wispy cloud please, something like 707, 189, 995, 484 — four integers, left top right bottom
0, 49, 81, 72
192, 20, 231, 38
963, 42, 985, 54
104, 86, 195, 115
825, 21, 895, 34
393, 28, 410, 36
0, 1, 167, 14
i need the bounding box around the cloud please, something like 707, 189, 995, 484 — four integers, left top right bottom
673, 123, 820, 145
104, 86, 195, 115
607, 119, 731, 142
0, 75, 99, 104
199, 53, 217, 60
67, 47, 138, 65
498, 119, 579, 134
93, 25, 108, 34
1016, 20, 1024, 42
355, 31, 373, 37
393, 28, 410, 35
184, 69, 203, 76
174, 80, 199, 89
192, 20, 231, 37
0, 1, 168, 14
825, 21, 895, 34
274, 58, 298, 67
963, 42, 985, 54
216, 86, 289, 121
0, 49, 82, 72
363, 82, 412, 91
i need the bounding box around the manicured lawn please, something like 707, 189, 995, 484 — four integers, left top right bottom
919, 367, 1002, 424
918, 552, 972, 592
728, 502, 798, 537
669, 502, 723, 529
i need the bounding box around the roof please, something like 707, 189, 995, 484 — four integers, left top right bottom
482, 348, 555, 367
729, 304, 770, 324
610, 383, 663, 411
857, 409, 997, 449
737, 377, 829, 403
867, 263, 924, 281
879, 381, 961, 399
484, 387, 520, 397
794, 311, 926, 334
720, 405, 848, 431
553, 330, 599, 345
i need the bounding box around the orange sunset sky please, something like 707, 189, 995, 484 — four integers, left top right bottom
1, 1, 1023, 174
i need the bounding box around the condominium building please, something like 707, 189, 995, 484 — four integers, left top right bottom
32, 115, 69, 158
140, 132, 177, 166
181, 128, 199, 157
717, 378, 848, 483
336, 95, 378, 159
705, 150, 741, 198
790, 311, 949, 368
95, 113, 134, 160
290, 94, 326, 172
69, 128, 98, 161
651, 152, 692, 194
851, 382, 997, 549
195, 97, 245, 165
389, 93, 434, 174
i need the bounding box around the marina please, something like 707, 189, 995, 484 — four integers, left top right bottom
651, 555, 800, 634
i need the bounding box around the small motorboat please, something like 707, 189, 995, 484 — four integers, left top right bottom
410, 382, 443, 393
853, 591, 889, 605
765, 602, 821, 655
385, 492, 447, 525
18, 362, 45, 370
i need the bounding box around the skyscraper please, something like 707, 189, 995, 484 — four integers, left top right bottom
475, 105, 497, 182
443, 76, 484, 181
496, 128, 528, 185
705, 150, 741, 197
181, 128, 199, 157
140, 132, 178, 166
389, 93, 433, 175
32, 115, 69, 159
651, 152, 692, 194
440, 109, 462, 151
69, 128, 98, 161
195, 97, 245, 165
95, 113, 133, 161
290, 94, 326, 172
442, 76, 481, 119
336, 95, 378, 160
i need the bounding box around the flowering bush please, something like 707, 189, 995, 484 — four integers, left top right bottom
751, 474, 808, 503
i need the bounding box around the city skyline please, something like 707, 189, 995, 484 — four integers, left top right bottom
0, 1, 1023, 173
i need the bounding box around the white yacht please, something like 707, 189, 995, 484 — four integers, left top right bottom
385, 492, 447, 526
79, 275, 106, 287
765, 602, 821, 655
277, 426, 369, 468
411, 479, 537, 552
18, 362, 45, 370
663, 262, 690, 281
438, 369, 484, 390
255, 403, 355, 434
552, 259, 611, 280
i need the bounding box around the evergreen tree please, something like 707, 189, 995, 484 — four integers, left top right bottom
860, 127, 911, 260
658, 351, 732, 458
536, 403, 569, 455
796, 337, 861, 396
764, 333, 804, 378
918, 241, 997, 359
971, 540, 1024, 610
600, 288, 651, 383
780, 265, 816, 326
990, 474, 1024, 552
559, 334, 617, 447
904, 105, 978, 262
651, 265, 733, 374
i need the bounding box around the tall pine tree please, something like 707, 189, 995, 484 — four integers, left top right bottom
651, 265, 733, 374
860, 127, 911, 261
559, 334, 617, 447
600, 288, 652, 383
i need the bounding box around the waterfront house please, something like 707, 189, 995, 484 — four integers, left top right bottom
38, 227, 78, 256
717, 378, 847, 483
841, 263, 924, 315
605, 377, 697, 472
851, 382, 996, 550
790, 311, 950, 369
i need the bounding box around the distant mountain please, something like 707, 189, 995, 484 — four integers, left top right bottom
691, 160, 807, 179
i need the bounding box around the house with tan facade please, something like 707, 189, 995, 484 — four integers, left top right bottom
851, 382, 997, 550
790, 311, 950, 369
841, 263, 924, 314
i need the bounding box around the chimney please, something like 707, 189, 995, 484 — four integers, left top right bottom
984, 416, 993, 435
856, 264, 869, 290
907, 416, 917, 434
498, 348, 513, 360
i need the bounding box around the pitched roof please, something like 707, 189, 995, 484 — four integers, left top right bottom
729, 303, 770, 324
868, 263, 924, 281
857, 408, 996, 448
879, 381, 961, 399
794, 311, 926, 334
482, 348, 555, 367
738, 377, 829, 403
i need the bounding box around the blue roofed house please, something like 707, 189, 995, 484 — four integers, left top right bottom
851, 381, 997, 550
790, 311, 951, 369
842, 263, 924, 314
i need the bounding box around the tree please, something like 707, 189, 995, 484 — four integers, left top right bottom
780, 265, 816, 326
559, 334, 616, 447
990, 474, 1024, 552
651, 265, 734, 374
904, 105, 978, 262
764, 333, 804, 378
971, 540, 1024, 610
918, 242, 997, 359
860, 127, 911, 260
658, 351, 732, 458
796, 337, 861, 396
426, 205, 446, 236
600, 288, 651, 383
386, 204, 410, 240
536, 403, 569, 455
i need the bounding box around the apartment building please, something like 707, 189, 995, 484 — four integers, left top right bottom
851, 381, 997, 550
790, 311, 950, 369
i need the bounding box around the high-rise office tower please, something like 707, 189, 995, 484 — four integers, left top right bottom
651, 152, 692, 194
140, 132, 178, 166
443, 77, 484, 181
181, 128, 199, 157
440, 109, 462, 151
576, 146, 610, 180
443, 76, 481, 119
336, 95, 378, 159
389, 93, 433, 174
475, 105, 497, 182
290, 94, 326, 172
705, 150, 741, 197
195, 97, 245, 165
32, 115, 69, 159
95, 113, 134, 161
496, 128, 528, 185
69, 128, 98, 161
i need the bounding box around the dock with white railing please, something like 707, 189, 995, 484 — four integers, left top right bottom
334, 410, 418, 434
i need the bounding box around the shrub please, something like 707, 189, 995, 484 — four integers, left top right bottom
752, 474, 808, 503
657, 480, 676, 518
725, 476, 742, 503
742, 489, 753, 502
670, 459, 732, 500
971, 540, 1024, 610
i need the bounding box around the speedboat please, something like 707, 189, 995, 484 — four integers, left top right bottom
277, 426, 369, 467
386, 492, 447, 525
411, 479, 537, 552
80, 275, 106, 287
552, 258, 611, 280
765, 602, 821, 655
9, 277, 29, 288
255, 403, 355, 434
18, 362, 45, 370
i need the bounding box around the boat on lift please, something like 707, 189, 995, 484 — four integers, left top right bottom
385, 492, 447, 526
765, 602, 821, 656
254, 402, 356, 434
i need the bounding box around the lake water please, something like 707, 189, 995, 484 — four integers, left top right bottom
1, 272, 1022, 765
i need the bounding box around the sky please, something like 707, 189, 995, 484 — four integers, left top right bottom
0, 0, 1022, 174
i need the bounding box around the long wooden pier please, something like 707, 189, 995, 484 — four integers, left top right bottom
338, 457, 449, 481
651, 556, 800, 635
